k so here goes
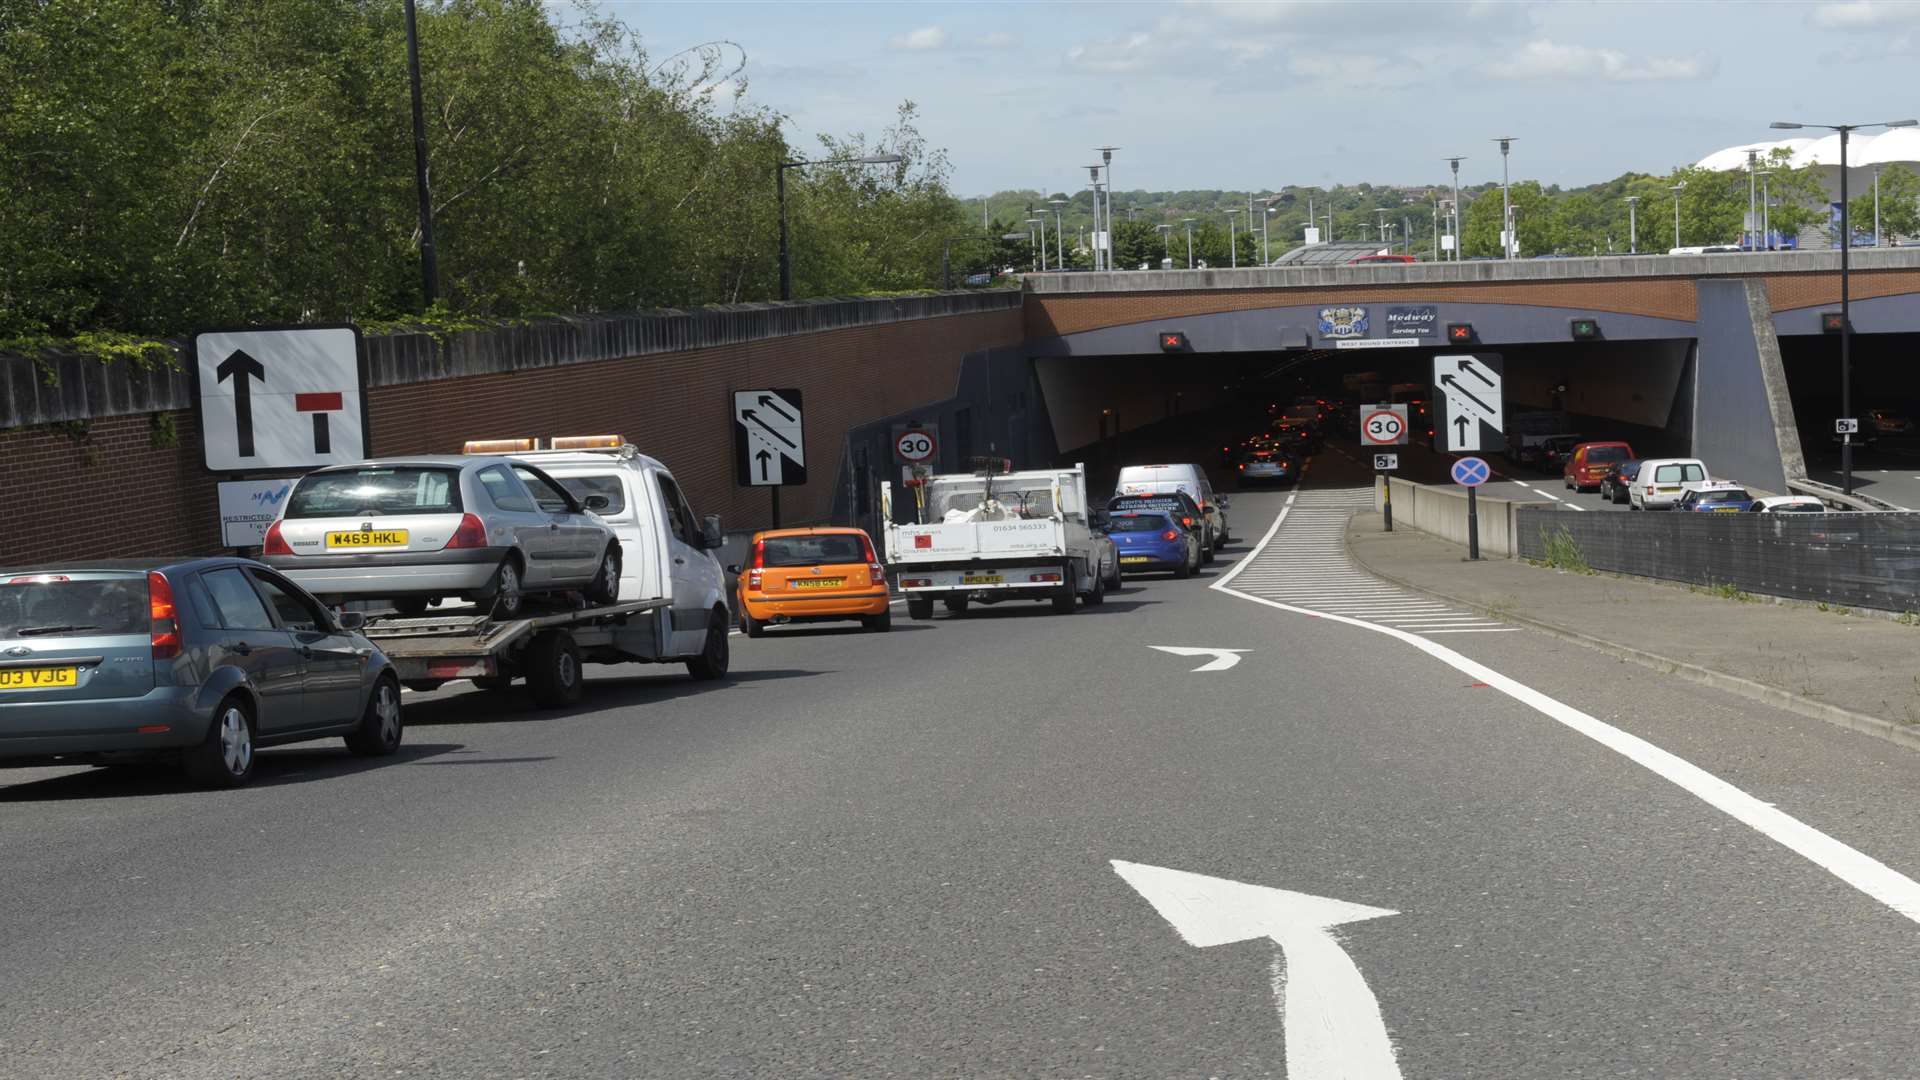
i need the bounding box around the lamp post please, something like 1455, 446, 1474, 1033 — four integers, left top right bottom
1373, 208, 1391, 245
1771, 118, 1920, 495
777, 152, 902, 300
1026, 217, 1045, 273
1445, 157, 1467, 260
1756, 172, 1772, 249
1225, 208, 1240, 268
1875, 164, 1883, 247
1492, 137, 1516, 258
1157, 223, 1172, 268
1049, 197, 1067, 268
1182, 218, 1196, 269
1084, 165, 1105, 270
402, 0, 439, 308
1265, 203, 1277, 265
1096, 146, 1121, 268
1669, 181, 1686, 249
1624, 195, 1639, 254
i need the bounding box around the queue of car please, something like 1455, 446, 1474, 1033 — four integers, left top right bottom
1553, 438, 1837, 513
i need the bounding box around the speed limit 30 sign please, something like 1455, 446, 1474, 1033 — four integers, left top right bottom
1360, 404, 1410, 446
895, 427, 938, 464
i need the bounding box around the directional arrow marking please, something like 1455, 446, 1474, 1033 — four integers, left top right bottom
1437, 375, 1498, 426
742, 410, 797, 449
1454, 357, 1494, 387
1148, 646, 1248, 672
1112, 860, 1402, 1080
757, 393, 797, 422
215, 348, 267, 458
755, 448, 774, 482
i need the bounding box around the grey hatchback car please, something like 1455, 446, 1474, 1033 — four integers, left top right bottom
0, 558, 402, 788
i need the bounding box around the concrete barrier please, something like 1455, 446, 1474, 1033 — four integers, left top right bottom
1373, 477, 1551, 558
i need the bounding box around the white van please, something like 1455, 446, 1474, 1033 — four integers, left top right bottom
464, 435, 730, 659
1628, 458, 1709, 511
1114, 464, 1229, 557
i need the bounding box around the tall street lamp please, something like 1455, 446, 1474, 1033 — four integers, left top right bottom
1492, 137, 1517, 258
1157, 223, 1173, 268
1755, 171, 1772, 249
777, 152, 902, 300
1225, 208, 1241, 268
1625, 195, 1639, 254
1026, 217, 1045, 273
1182, 218, 1196, 269
1084, 165, 1105, 270
1445, 156, 1467, 260
1669, 181, 1686, 249
1265, 203, 1278, 265
1048, 197, 1067, 268
1771, 117, 1920, 495
1096, 145, 1121, 268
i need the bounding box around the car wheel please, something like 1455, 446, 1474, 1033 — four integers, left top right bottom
1051, 576, 1077, 614
740, 608, 766, 638
585, 546, 621, 605
487, 557, 525, 620
1174, 547, 1194, 579
862, 608, 893, 633
344, 676, 403, 757
685, 609, 730, 681
907, 597, 934, 620
183, 697, 255, 788
943, 596, 970, 615
526, 629, 584, 707
1085, 570, 1106, 606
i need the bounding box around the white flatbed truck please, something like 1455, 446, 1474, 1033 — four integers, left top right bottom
881, 463, 1105, 619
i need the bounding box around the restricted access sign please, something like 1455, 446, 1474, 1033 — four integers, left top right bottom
1359, 405, 1409, 446
193, 325, 368, 474
895, 427, 937, 464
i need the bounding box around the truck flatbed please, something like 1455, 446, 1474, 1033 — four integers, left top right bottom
366, 598, 672, 707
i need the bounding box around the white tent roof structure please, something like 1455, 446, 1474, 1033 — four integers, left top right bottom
1697, 132, 1920, 172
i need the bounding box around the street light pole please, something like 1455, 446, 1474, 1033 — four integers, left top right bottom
777, 152, 903, 300
1182, 218, 1196, 269
402, 0, 439, 308
1050, 197, 1067, 268
1097, 146, 1120, 270
1875, 164, 1883, 247
1445, 157, 1466, 260
1625, 195, 1639, 254
1157, 223, 1172, 268
1771, 118, 1920, 495
1669, 182, 1685, 249
1085, 165, 1105, 270
1747, 149, 1759, 250
1493, 137, 1516, 258
1756, 172, 1772, 249
1226, 209, 1239, 268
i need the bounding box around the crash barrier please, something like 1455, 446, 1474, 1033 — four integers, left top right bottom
1786, 477, 1902, 513
1374, 478, 1552, 559
1513, 507, 1920, 613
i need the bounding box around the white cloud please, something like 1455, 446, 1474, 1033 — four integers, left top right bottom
1810, 0, 1920, 27
1066, 31, 1157, 73
887, 25, 949, 51
1493, 39, 1717, 82
1287, 52, 1422, 90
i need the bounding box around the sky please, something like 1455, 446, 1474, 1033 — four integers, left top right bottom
586, 0, 1920, 195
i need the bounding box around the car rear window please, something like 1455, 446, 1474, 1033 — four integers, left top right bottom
1654, 463, 1705, 483
1772, 503, 1825, 513
1696, 489, 1750, 503
1109, 495, 1192, 516
0, 574, 149, 640
760, 535, 868, 567
286, 467, 463, 519
553, 474, 626, 516
1110, 514, 1172, 532
1585, 446, 1630, 463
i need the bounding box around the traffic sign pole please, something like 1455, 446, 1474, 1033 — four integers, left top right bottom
1466, 486, 1479, 561
1381, 470, 1393, 532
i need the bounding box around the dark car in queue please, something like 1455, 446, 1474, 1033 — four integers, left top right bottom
0, 558, 402, 788
1599, 460, 1641, 504
1234, 446, 1297, 487
1107, 513, 1201, 578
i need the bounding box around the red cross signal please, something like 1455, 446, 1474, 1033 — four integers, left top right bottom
1160, 331, 1189, 352
1447, 323, 1474, 343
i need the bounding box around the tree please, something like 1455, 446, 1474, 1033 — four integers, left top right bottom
1460, 181, 1557, 257
1853, 163, 1920, 242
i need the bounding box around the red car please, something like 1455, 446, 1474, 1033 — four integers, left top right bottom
1564, 441, 1635, 492
1349, 254, 1417, 264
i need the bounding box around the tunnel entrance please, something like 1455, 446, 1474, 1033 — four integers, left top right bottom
1780, 329, 1920, 508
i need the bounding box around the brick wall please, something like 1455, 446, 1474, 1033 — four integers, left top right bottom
0, 307, 1022, 566
1762, 268, 1920, 312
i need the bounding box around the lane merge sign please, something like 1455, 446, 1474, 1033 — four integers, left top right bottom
1433, 353, 1505, 453
1451, 456, 1491, 487
895, 427, 937, 464
193, 325, 368, 474
733, 388, 806, 487
1359, 405, 1409, 446
1373, 453, 1399, 471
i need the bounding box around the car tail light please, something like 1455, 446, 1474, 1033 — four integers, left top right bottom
7, 574, 69, 584
1029, 572, 1062, 583
262, 520, 292, 556
1181, 516, 1194, 527
445, 513, 488, 549
147, 571, 181, 661
1238, 464, 1246, 472
1162, 529, 1179, 541
901, 577, 932, 588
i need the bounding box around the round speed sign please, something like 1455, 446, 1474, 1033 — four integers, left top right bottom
1361, 409, 1407, 446
895, 428, 938, 463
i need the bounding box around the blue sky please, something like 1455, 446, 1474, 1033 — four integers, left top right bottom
589, 1, 1920, 194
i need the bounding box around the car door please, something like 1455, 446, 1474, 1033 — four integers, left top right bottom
249, 568, 365, 726
513, 464, 601, 583
474, 464, 556, 585
654, 472, 712, 654
196, 567, 307, 735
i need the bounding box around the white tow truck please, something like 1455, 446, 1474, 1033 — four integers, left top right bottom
882, 462, 1106, 619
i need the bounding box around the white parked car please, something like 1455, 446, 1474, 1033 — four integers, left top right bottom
1627, 458, 1709, 510
1748, 496, 1830, 513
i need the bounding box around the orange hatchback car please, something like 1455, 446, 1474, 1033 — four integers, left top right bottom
734, 527, 892, 637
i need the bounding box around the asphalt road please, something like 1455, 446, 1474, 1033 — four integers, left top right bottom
1803, 437, 1920, 509
9, 438, 1920, 1077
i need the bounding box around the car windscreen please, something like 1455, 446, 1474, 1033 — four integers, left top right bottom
552, 474, 626, 516
935, 486, 1055, 518
285, 467, 463, 518
0, 573, 148, 640
1109, 514, 1173, 532
1585, 445, 1630, 463
760, 535, 867, 567
1653, 463, 1705, 484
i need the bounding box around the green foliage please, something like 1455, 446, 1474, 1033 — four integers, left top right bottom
1852, 163, 1920, 241
150, 411, 180, 450
0, 1, 966, 344
1535, 526, 1593, 574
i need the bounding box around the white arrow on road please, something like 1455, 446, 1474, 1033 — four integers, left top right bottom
1147, 646, 1247, 672
1112, 860, 1402, 1080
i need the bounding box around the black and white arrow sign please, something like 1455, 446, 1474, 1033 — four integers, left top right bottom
733, 388, 807, 488
1432, 353, 1505, 454
194, 326, 368, 474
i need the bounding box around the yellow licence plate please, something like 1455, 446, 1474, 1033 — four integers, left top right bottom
1120, 556, 1152, 564
792, 577, 846, 589
0, 666, 78, 690
961, 574, 1003, 585
1711, 507, 1740, 512
326, 530, 410, 549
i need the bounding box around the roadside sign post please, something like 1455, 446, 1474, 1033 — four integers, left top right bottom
1836, 418, 1858, 459
1451, 456, 1490, 560
1373, 452, 1399, 531
733, 388, 807, 528
1361, 408, 1408, 531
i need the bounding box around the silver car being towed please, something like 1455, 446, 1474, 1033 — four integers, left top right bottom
262, 456, 622, 618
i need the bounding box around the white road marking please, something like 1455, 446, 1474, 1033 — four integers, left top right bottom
1112, 860, 1401, 1080
1149, 646, 1247, 673
1215, 492, 1920, 927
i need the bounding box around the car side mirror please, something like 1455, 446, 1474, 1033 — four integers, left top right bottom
1091, 511, 1110, 527
582, 494, 611, 512
336, 611, 366, 631
701, 514, 724, 550
725, 564, 742, 575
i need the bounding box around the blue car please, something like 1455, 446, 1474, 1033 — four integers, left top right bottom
1676, 483, 1756, 513
1106, 513, 1200, 578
